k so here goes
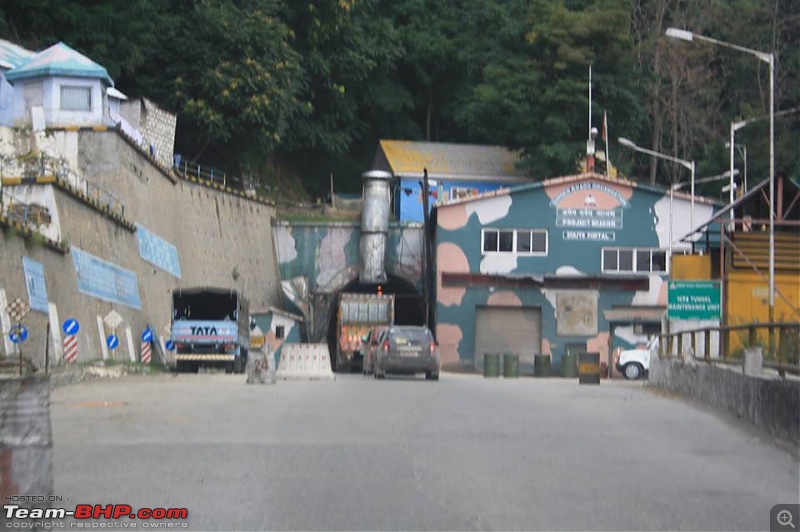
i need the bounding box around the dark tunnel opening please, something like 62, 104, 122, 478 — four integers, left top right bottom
326, 274, 426, 372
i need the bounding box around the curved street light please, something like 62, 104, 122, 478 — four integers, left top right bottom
666, 26, 776, 320
618, 136, 696, 236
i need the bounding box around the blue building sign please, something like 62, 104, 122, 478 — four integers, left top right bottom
136, 223, 182, 278
71, 247, 142, 309
22, 257, 49, 313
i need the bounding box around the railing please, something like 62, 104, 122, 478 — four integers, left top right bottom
2, 154, 125, 219
659, 322, 800, 374
173, 158, 245, 190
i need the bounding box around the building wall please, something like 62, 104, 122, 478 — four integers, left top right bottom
273, 221, 424, 339
397, 178, 514, 222
0, 127, 281, 364
119, 98, 176, 169
435, 175, 717, 372
9, 77, 105, 128
251, 311, 301, 365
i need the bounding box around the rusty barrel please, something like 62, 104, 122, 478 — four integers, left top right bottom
0, 376, 53, 514
578, 352, 601, 384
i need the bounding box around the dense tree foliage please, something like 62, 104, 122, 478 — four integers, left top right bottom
1, 0, 797, 196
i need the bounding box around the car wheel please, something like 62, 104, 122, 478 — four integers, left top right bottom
623, 362, 644, 380
425, 371, 439, 381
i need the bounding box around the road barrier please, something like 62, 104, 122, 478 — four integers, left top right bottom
276, 343, 335, 381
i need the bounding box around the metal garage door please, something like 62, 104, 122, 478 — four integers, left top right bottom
474, 306, 542, 374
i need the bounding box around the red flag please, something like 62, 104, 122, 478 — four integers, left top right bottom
602, 111, 608, 142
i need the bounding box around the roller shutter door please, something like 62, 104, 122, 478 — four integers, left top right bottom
474, 306, 542, 374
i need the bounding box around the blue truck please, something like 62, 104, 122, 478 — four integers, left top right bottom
170, 287, 250, 373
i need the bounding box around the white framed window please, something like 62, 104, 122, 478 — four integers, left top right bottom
602, 247, 668, 274
60, 86, 91, 111
482, 228, 548, 256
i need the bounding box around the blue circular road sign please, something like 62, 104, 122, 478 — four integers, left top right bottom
165, 340, 176, 351
9, 324, 28, 344
141, 328, 154, 343
62, 318, 80, 336
106, 334, 119, 350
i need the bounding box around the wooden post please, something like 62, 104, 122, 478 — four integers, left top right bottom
677, 333, 683, 357
704, 330, 711, 360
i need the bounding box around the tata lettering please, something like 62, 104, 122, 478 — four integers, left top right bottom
190, 326, 218, 335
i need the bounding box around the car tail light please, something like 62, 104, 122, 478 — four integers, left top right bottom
382, 340, 390, 353
429, 341, 436, 353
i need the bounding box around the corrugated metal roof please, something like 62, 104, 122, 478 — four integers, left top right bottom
0, 39, 35, 70
6, 42, 113, 85
375, 140, 530, 182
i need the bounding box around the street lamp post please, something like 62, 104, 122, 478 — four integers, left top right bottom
666, 27, 776, 320
618, 136, 696, 237
670, 170, 739, 255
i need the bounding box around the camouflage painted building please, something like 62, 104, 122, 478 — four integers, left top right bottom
433, 171, 718, 375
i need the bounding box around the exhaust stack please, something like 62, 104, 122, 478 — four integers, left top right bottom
359, 170, 392, 284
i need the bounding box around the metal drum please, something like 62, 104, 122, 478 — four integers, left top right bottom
483, 354, 500, 378
534, 355, 551, 377
560, 351, 578, 378
578, 352, 601, 384
503, 354, 520, 378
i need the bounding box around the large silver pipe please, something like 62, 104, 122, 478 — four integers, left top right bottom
359, 170, 392, 284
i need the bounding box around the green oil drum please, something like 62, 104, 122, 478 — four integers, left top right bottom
502, 354, 520, 378
560, 351, 578, 378
483, 353, 500, 378
533, 354, 551, 377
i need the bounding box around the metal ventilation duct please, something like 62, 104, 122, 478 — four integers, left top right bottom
359, 170, 392, 284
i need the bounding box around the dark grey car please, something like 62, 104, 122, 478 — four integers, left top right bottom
374, 326, 439, 380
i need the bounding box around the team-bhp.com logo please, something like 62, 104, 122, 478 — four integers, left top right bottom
4, 503, 188, 528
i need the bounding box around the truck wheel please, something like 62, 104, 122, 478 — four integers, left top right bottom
233, 358, 243, 374
225, 362, 234, 374
623, 362, 644, 380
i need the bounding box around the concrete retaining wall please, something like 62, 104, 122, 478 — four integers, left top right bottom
649, 355, 800, 444
0, 127, 282, 364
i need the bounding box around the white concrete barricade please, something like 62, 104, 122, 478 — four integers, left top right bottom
246, 346, 276, 384
276, 343, 335, 381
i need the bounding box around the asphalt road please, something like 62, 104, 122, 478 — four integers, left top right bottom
50, 372, 799, 531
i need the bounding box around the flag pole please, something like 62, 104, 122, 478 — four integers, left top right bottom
604, 111, 611, 176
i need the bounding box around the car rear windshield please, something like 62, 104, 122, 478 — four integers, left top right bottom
389, 329, 431, 345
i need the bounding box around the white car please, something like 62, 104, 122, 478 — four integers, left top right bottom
616, 337, 659, 380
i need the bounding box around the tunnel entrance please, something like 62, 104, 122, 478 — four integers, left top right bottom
325, 275, 426, 373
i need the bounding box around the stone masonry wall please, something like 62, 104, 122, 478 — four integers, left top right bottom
118, 98, 176, 169
0, 127, 281, 364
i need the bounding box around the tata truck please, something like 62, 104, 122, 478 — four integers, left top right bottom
170, 287, 249, 373
336, 293, 395, 373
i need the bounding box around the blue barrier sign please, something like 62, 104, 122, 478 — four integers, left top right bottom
165, 340, 176, 351
9, 325, 28, 344
141, 328, 154, 343
106, 334, 119, 350
62, 318, 80, 336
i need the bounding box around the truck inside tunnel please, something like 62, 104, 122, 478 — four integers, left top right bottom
326, 275, 427, 372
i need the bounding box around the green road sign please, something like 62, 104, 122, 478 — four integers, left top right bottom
668, 281, 721, 320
